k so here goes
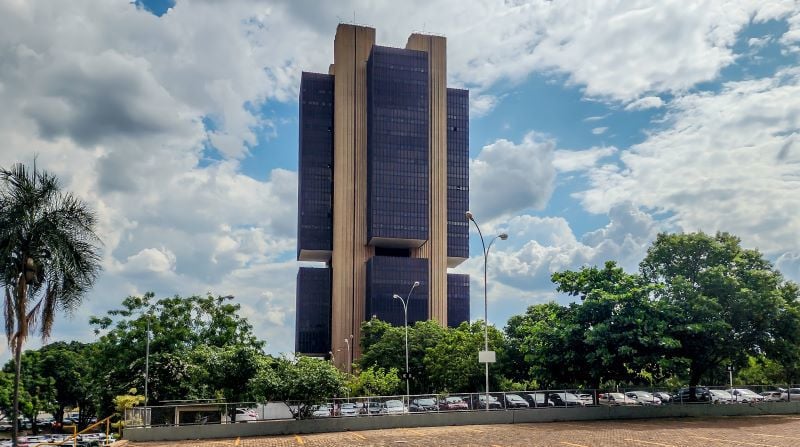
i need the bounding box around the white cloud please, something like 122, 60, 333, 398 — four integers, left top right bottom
123, 247, 177, 274
469, 132, 556, 221
554, 146, 617, 172
591, 126, 608, 135
578, 67, 800, 258
625, 96, 665, 111
453, 203, 663, 326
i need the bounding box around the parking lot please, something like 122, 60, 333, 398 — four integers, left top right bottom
126, 415, 800, 446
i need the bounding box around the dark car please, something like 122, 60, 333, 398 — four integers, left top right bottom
522, 392, 555, 408
438, 396, 469, 411
548, 392, 584, 407
360, 401, 384, 415
504, 394, 530, 408
472, 394, 503, 409
673, 387, 712, 402
409, 397, 438, 412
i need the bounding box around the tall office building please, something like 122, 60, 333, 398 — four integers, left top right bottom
296, 24, 470, 369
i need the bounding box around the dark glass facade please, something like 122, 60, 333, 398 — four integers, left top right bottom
365, 256, 429, 326
297, 72, 334, 261
366, 46, 429, 246
295, 267, 332, 355
447, 273, 470, 328
447, 88, 469, 261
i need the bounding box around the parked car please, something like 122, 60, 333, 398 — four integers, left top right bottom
339, 403, 359, 417
673, 387, 712, 402
708, 389, 734, 404
598, 393, 637, 406
577, 393, 594, 405
473, 394, 503, 409
625, 391, 662, 406
438, 396, 469, 411
549, 392, 585, 407
409, 398, 438, 412
504, 394, 530, 408
361, 401, 384, 415
311, 405, 330, 418
383, 400, 407, 415
782, 388, 800, 401
727, 388, 764, 403
761, 391, 784, 402
653, 391, 673, 404
522, 393, 555, 408
235, 408, 258, 422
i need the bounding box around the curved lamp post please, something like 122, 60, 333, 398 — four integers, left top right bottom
343, 335, 353, 374
393, 281, 420, 404
466, 211, 508, 411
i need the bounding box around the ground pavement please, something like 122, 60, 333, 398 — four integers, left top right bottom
125, 415, 800, 447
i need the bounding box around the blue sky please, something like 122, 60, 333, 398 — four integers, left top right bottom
1, 0, 799, 360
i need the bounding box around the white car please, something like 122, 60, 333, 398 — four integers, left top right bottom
235, 407, 259, 422
783, 388, 800, 401
727, 388, 764, 403
311, 405, 331, 418
383, 400, 407, 415
599, 393, 637, 406
625, 391, 662, 406
709, 389, 734, 404
339, 403, 359, 417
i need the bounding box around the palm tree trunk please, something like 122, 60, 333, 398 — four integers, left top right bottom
11, 332, 23, 446
11, 277, 27, 447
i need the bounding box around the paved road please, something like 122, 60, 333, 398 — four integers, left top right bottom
126, 415, 800, 446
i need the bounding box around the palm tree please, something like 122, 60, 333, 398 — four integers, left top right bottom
0, 162, 101, 445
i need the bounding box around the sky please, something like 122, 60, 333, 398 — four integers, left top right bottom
0, 0, 799, 360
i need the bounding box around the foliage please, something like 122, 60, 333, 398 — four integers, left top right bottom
89, 292, 265, 415
640, 232, 800, 386
424, 321, 508, 393
348, 366, 401, 397
0, 162, 101, 443
38, 341, 95, 427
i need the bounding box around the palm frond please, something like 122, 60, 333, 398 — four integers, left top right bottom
4, 287, 13, 343
40, 286, 56, 340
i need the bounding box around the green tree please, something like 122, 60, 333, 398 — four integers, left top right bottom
90, 293, 265, 415
358, 319, 448, 393
0, 162, 101, 445
640, 232, 800, 391
551, 262, 680, 387
39, 341, 96, 428
424, 321, 508, 393
2, 350, 56, 434
349, 366, 402, 396
249, 356, 346, 418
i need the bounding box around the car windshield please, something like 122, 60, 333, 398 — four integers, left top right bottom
416, 399, 435, 406
445, 397, 463, 403
341, 403, 356, 409
386, 400, 403, 408
479, 395, 498, 402
607, 393, 625, 400
711, 390, 732, 398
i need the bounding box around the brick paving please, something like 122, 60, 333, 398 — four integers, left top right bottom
126, 415, 800, 447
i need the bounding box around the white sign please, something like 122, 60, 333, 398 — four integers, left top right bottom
478, 350, 496, 363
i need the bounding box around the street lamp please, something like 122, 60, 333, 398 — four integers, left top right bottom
143, 311, 152, 408
343, 335, 353, 373
393, 281, 420, 404
466, 210, 508, 411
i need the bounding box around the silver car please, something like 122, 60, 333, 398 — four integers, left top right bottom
625, 391, 662, 406
727, 388, 764, 403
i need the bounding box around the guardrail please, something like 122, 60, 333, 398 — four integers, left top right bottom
124, 384, 800, 428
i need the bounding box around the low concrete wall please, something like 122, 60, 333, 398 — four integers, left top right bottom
125, 402, 800, 442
